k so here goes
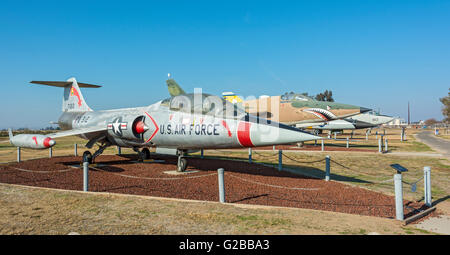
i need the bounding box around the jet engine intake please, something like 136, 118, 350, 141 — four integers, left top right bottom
107, 115, 148, 141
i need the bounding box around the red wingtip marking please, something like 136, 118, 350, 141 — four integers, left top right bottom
43, 137, 52, 148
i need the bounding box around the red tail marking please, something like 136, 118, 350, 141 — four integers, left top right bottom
71, 87, 82, 107
32, 136, 38, 145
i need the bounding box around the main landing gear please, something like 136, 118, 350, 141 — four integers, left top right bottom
177, 149, 188, 172
82, 142, 110, 163
133, 147, 151, 162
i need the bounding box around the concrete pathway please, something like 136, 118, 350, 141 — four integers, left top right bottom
415, 215, 450, 235
416, 131, 450, 158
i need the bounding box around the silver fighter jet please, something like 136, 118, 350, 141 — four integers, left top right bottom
9, 77, 321, 171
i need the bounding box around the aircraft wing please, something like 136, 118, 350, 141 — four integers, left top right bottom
47, 126, 107, 139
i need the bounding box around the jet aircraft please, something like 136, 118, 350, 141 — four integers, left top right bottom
8, 77, 321, 171
298, 111, 394, 134
165, 79, 371, 128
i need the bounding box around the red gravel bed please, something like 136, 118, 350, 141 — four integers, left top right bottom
0, 155, 426, 219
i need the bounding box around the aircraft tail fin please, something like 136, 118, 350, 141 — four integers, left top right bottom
30, 77, 100, 112
222, 92, 244, 104
166, 78, 186, 97
8, 128, 13, 141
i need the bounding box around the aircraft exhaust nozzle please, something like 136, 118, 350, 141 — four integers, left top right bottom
9, 133, 56, 149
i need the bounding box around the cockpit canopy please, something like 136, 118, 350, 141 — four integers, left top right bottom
161, 93, 247, 119
280, 92, 314, 101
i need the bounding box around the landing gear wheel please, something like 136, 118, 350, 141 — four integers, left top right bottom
141, 148, 151, 160
177, 157, 188, 172
82, 151, 93, 164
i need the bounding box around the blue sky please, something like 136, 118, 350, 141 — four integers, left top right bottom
0, 0, 449, 128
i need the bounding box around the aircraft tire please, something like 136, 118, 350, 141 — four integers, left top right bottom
178, 158, 188, 172
83, 151, 93, 164
142, 148, 151, 160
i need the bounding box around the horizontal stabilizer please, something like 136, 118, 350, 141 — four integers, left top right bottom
30, 81, 102, 88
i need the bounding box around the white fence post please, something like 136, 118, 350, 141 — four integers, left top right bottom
325, 155, 330, 181
394, 174, 404, 220
248, 147, 252, 163
424, 166, 432, 207
17, 147, 21, 163
83, 162, 89, 192
218, 168, 225, 203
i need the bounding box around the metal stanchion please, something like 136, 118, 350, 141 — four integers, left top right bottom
117, 146, 121, 155
346, 137, 349, 148
74, 144, 78, 156
17, 147, 21, 163
248, 148, 252, 163
378, 138, 382, 153
217, 168, 225, 203
272, 145, 275, 151
201, 149, 204, 159
321, 139, 324, 151
325, 155, 330, 181
424, 166, 432, 207
83, 162, 89, 192
49, 147, 53, 158
385, 138, 388, 152
394, 174, 404, 220
278, 150, 282, 171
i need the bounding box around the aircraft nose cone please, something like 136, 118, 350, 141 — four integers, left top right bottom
360, 107, 372, 113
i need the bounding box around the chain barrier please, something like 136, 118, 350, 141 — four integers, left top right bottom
328, 158, 395, 185
89, 165, 218, 180
252, 150, 279, 158
402, 176, 424, 192
227, 173, 320, 191
282, 152, 326, 164
9, 166, 76, 174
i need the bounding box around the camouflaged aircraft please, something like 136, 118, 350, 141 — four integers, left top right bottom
8, 77, 321, 171
166, 79, 371, 133
299, 111, 394, 134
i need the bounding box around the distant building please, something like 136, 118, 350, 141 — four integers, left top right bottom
384, 117, 406, 127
